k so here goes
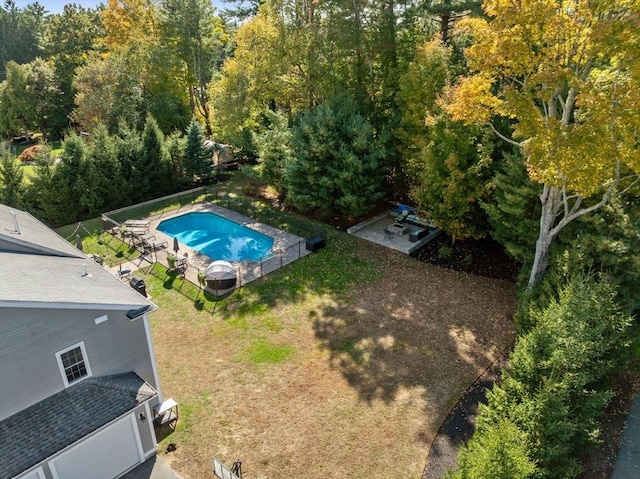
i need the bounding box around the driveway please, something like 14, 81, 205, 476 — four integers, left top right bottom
121, 455, 182, 479
612, 391, 640, 479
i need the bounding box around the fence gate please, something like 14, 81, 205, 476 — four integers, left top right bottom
212, 457, 242, 479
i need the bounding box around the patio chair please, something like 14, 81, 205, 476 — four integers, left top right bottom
395, 209, 409, 223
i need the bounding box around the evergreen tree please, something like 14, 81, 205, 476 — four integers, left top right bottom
22, 150, 55, 223
448, 418, 535, 479
0, 145, 25, 208
184, 117, 213, 183
483, 151, 541, 265
140, 115, 172, 197
0, 1, 45, 81
252, 109, 294, 195
467, 274, 633, 479
409, 118, 494, 240
286, 95, 386, 218
89, 123, 128, 210
41, 133, 99, 225
556, 196, 640, 314
165, 131, 188, 186
115, 120, 143, 202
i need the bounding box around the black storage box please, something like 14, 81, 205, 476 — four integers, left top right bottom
129, 276, 147, 297
409, 228, 428, 242
306, 235, 325, 252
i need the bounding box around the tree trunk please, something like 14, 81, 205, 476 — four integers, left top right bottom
440, 12, 450, 44
527, 184, 561, 289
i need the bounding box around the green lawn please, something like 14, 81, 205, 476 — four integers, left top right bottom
52, 176, 517, 478
138, 218, 516, 479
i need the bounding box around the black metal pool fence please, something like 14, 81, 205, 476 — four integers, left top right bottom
101, 187, 327, 292
102, 186, 321, 239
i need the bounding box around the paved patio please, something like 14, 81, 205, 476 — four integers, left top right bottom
347, 210, 442, 254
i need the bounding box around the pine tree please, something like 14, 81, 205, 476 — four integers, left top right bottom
448, 418, 535, 479
0, 146, 25, 208
89, 122, 128, 211
140, 115, 172, 196
184, 117, 213, 184
286, 95, 386, 218
482, 151, 541, 265
252, 109, 293, 195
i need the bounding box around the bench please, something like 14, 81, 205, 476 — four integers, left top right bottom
154, 398, 179, 428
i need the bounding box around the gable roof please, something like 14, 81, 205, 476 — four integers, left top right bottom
0, 204, 155, 310
0, 372, 158, 478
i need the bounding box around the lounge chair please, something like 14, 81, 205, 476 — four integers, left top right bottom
123, 226, 149, 236
124, 219, 151, 228
142, 238, 168, 251
395, 209, 409, 223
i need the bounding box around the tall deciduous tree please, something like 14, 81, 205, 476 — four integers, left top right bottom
159, 0, 227, 135
444, 0, 640, 288
0, 61, 31, 137
71, 51, 144, 132
0, 58, 61, 140
0, 1, 45, 81
209, 7, 285, 150
102, 0, 157, 51
398, 40, 495, 240
25, 58, 60, 141
41, 4, 105, 138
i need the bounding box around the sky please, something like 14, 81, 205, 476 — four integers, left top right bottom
14, 0, 227, 15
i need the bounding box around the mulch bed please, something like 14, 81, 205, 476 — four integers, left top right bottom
422, 357, 508, 479
410, 233, 521, 282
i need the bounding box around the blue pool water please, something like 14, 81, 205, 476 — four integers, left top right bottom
157, 212, 274, 262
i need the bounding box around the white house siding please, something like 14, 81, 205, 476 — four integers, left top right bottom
0, 307, 158, 421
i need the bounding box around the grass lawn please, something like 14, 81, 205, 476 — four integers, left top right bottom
143, 226, 517, 478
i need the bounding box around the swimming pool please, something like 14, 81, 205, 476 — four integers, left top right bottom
157, 212, 274, 262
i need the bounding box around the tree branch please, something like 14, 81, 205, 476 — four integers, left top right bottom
488, 122, 523, 147
550, 175, 618, 239
562, 87, 576, 126
618, 174, 640, 196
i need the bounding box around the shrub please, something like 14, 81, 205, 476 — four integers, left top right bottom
450, 274, 632, 479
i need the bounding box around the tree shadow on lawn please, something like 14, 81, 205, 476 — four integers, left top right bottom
312, 262, 516, 447
215, 233, 381, 319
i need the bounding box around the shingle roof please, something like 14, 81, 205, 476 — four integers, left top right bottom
0, 373, 157, 478
0, 204, 82, 258
0, 204, 154, 308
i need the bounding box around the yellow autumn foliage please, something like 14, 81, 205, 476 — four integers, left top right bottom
443, 0, 640, 198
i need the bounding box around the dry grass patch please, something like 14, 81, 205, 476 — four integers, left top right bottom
147, 235, 516, 479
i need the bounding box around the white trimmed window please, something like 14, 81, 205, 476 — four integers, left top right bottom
56, 341, 92, 387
